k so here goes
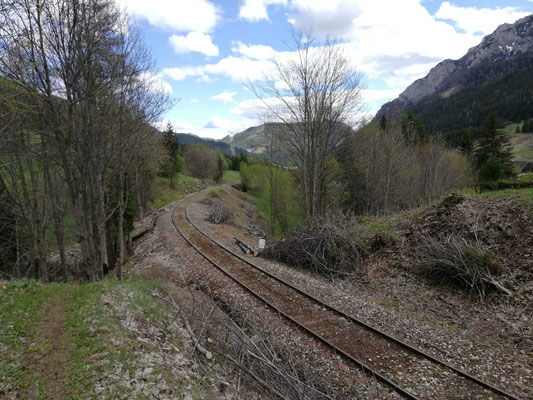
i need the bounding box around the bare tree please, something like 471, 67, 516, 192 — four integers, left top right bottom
0, 0, 171, 281
253, 29, 364, 219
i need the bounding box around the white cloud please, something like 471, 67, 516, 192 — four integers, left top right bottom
239, 0, 287, 22
118, 0, 218, 32
139, 72, 173, 94
435, 2, 530, 35
190, 98, 199, 103
232, 41, 276, 59
286, 0, 525, 88
170, 116, 256, 139
288, 0, 361, 37
164, 55, 276, 83
211, 91, 238, 103
169, 32, 219, 56
362, 88, 403, 103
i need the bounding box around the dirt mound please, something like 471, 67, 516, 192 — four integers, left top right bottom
406, 193, 533, 281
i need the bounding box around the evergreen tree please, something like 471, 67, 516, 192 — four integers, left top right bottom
515, 125, 521, 134
162, 123, 181, 188
524, 120, 532, 133
474, 108, 515, 181
379, 115, 387, 131
459, 129, 473, 157
401, 111, 427, 146
214, 154, 225, 183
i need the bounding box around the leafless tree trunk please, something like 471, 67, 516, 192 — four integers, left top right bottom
0, 0, 171, 281
252, 29, 363, 219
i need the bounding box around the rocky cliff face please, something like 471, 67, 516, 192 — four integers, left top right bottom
376, 14, 533, 119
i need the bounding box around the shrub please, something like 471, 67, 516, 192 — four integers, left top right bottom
262, 215, 368, 277
207, 189, 218, 198
199, 197, 213, 206
417, 236, 508, 300
208, 203, 233, 224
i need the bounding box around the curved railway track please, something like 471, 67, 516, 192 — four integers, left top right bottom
171, 198, 521, 400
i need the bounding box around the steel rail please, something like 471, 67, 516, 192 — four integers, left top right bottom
182, 205, 521, 400
172, 204, 421, 400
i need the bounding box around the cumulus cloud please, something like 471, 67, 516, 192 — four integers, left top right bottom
288, 0, 361, 37
232, 41, 276, 59
139, 72, 173, 94
285, 0, 530, 88
118, 0, 219, 32
362, 88, 403, 103
178, 116, 257, 139
435, 2, 530, 35
211, 91, 238, 103
164, 56, 276, 83
169, 32, 219, 56
239, 0, 287, 22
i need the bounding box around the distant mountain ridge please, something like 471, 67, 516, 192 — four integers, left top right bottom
176, 133, 252, 157
375, 14, 533, 133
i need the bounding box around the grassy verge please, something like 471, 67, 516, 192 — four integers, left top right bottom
461, 187, 533, 208
221, 170, 240, 184
247, 190, 303, 237
150, 174, 204, 209
0, 277, 216, 399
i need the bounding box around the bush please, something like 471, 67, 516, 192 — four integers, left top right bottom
479, 157, 503, 182
417, 236, 508, 300
199, 197, 213, 206
208, 203, 233, 224
262, 215, 368, 277
207, 189, 218, 198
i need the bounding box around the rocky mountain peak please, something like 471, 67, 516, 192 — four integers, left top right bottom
376, 14, 533, 120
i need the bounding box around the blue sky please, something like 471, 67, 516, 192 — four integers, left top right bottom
118, 0, 533, 138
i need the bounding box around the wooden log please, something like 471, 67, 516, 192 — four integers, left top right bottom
235, 237, 257, 256
236, 241, 250, 255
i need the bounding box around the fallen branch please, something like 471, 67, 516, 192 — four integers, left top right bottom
149, 290, 212, 359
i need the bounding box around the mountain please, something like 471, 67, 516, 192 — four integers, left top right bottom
375, 14, 533, 134
221, 123, 284, 155
176, 133, 251, 157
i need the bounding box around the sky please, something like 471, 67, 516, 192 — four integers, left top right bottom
118, 0, 533, 139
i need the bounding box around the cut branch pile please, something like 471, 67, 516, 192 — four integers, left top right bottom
208, 203, 233, 224
262, 215, 368, 277
416, 235, 510, 300
151, 289, 334, 399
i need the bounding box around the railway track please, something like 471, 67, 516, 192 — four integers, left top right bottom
171, 198, 521, 400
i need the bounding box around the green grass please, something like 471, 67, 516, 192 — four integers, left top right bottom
0, 276, 212, 399
150, 174, 201, 209
247, 190, 303, 237
462, 187, 533, 208
221, 170, 240, 184
509, 133, 533, 161
505, 122, 522, 135
0, 280, 64, 395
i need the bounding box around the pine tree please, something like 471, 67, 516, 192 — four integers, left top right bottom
474, 108, 515, 181
524, 120, 532, 133
401, 111, 427, 146
162, 123, 181, 188
459, 129, 473, 157
379, 115, 387, 131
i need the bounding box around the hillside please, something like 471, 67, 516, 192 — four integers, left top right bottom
375, 14, 533, 133
221, 123, 281, 155
176, 133, 251, 157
